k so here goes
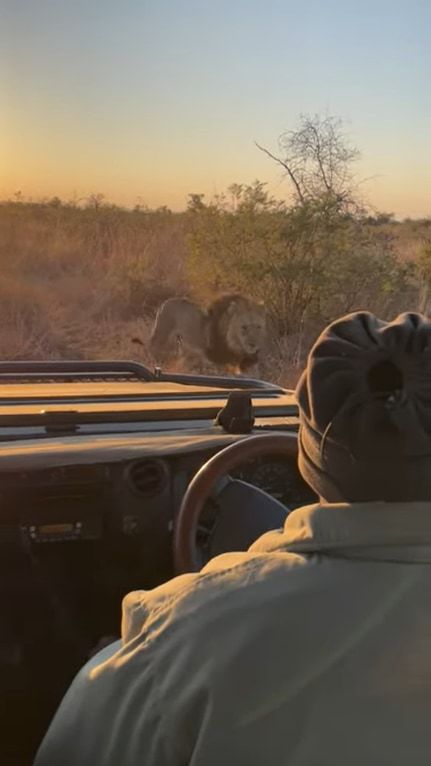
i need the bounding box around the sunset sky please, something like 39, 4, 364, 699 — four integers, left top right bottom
3, 0, 431, 217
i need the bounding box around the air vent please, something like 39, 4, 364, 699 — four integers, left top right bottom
126, 458, 168, 497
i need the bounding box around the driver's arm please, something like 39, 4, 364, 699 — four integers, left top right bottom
34, 640, 177, 766
34, 572, 203, 766
35, 551, 270, 765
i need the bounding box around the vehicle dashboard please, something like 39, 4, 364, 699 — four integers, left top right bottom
0, 365, 312, 635
1, 431, 314, 573
0, 363, 315, 763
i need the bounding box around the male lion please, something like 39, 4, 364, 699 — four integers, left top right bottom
135, 294, 267, 375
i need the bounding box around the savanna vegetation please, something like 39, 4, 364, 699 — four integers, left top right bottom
1, 116, 431, 386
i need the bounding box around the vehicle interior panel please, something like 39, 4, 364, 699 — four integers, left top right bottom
0, 361, 314, 764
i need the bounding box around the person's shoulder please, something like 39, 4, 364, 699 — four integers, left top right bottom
134, 550, 318, 713
122, 548, 308, 646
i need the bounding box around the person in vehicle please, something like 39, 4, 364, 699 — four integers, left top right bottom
35, 310, 431, 766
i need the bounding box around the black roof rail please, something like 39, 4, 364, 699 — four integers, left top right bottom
0, 360, 155, 382
0, 360, 283, 392
154, 368, 282, 391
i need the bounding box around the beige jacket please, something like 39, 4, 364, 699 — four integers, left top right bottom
35, 502, 431, 765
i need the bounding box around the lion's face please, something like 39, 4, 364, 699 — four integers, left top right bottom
226, 301, 267, 357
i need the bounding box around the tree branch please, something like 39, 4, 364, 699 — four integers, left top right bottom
255, 141, 305, 205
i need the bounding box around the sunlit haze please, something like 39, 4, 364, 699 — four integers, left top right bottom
3, 0, 431, 217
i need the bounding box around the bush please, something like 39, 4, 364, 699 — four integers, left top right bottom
186, 184, 414, 371
0, 191, 423, 385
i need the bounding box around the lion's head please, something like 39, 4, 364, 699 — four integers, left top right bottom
206, 295, 267, 368
224, 297, 267, 356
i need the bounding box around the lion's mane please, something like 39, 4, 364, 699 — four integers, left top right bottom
205, 294, 263, 372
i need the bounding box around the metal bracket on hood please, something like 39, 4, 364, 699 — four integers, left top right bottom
214, 391, 255, 434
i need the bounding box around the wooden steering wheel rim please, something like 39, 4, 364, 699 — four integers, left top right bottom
173, 432, 298, 574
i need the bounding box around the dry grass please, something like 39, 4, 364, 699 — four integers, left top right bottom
0, 200, 427, 389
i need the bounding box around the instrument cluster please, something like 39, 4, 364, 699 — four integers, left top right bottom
231, 454, 316, 511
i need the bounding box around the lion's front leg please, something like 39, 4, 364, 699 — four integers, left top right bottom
179, 345, 216, 375
224, 364, 242, 377
237, 360, 261, 379
244, 363, 260, 379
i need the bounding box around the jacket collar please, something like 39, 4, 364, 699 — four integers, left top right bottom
275, 502, 431, 562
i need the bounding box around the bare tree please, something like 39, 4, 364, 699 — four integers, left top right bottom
256, 114, 360, 211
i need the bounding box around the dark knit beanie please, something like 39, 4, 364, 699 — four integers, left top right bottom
296, 311, 431, 502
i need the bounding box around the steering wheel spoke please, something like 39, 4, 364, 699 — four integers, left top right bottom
173, 433, 298, 574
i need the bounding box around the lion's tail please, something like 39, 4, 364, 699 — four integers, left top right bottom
150, 304, 172, 355
149, 298, 190, 356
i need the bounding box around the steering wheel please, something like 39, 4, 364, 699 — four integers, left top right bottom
173, 432, 298, 574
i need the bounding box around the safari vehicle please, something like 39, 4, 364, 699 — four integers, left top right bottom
0, 359, 315, 765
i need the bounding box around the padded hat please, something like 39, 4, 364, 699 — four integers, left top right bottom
296, 311, 431, 502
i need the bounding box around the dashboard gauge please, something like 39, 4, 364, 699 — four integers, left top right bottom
198, 455, 317, 565
247, 462, 288, 503
232, 456, 316, 510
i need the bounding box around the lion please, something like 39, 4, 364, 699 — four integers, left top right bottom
133, 294, 267, 375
